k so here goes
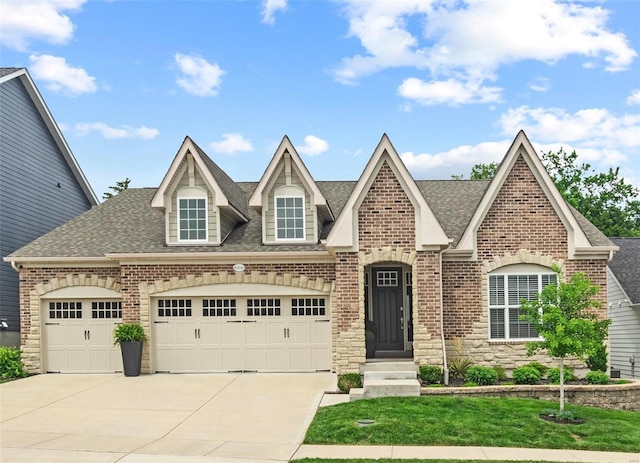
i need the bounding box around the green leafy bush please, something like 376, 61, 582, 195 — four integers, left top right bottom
0, 347, 28, 379
448, 357, 474, 380
466, 365, 498, 386
337, 373, 362, 392
585, 370, 609, 384
492, 364, 508, 381
547, 367, 576, 384
512, 366, 542, 385
586, 344, 608, 372
419, 365, 442, 384
113, 323, 147, 345
541, 408, 582, 422
523, 361, 549, 377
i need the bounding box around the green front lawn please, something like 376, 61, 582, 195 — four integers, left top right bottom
304, 397, 640, 453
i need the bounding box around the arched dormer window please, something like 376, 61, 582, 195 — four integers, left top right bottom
177, 188, 208, 242
274, 185, 305, 241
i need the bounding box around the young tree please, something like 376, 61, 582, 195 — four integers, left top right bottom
520, 265, 610, 411
103, 178, 131, 200
470, 162, 499, 180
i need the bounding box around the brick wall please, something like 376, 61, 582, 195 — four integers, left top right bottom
442, 154, 609, 368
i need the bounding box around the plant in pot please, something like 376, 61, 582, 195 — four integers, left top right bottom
365, 319, 377, 359
113, 322, 147, 377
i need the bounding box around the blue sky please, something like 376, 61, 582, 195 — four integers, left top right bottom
2, 0, 639, 200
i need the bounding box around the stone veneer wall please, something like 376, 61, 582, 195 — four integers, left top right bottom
421, 381, 640, 411
442, 154, 608, 369
333, 161, 444, 373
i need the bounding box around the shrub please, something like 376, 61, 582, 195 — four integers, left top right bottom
466, 365, 498, 386
337, 373, 362, 392
0, 347, 28, 379
586, 344, 608, 372
541, 409, 582, 422
512, 366, 542, 385
419, 365, 442, 384
585, 370, 609, 384
448, 357, 474, 380
492, 364, 508, 382
523, 361, 549, 377
547, 367, 576, 384
113, 322, 147, 345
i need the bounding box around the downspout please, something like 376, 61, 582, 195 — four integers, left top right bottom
10, 261, 20, 273
439, 251, 449, 385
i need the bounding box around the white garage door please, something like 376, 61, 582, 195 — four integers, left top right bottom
44, 300, 123, 373
153, 295, 331, 373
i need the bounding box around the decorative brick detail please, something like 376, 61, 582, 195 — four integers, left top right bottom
140, 270, 334, 374
20, 269, 121, 373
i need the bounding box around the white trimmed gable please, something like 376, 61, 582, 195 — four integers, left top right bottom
453, 130, 609, 260
151, 137, 246, 246
325, 134, 449, 251
249, 136, 333, 244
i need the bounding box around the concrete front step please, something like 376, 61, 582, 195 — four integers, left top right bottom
360, 361, 418, 373
364, 370, 417, 381
362, 379, 421, 398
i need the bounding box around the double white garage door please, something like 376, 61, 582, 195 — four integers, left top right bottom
153, 294, 331, 372
42, 286, 331, 373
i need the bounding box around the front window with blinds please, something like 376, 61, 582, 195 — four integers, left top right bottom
489, 273, 556, 340
178, 197, 207, 241
275, 196, 304, 240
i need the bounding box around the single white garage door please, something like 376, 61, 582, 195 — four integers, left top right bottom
153, 294, 331, 373
44, 300, 123, 373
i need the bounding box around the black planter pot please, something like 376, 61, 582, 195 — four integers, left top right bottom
120, 341, 143, 377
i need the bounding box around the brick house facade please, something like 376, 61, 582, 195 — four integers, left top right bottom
6, 131, 615, 375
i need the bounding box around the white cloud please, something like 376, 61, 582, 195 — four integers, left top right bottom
333, 0, 637, 104
262, 0, 287, 25
209, 133, 254, 154
528, 77, 550, 93
401, 140, 510, 176
398, 77, 501, 106
0, 0, 85, 51
29, 54, 96, 95
498, 106, 640, 151
627, 89, 640, 106
73, 122, 159, 139
174, 53, 225, 97
297, 135, 329, 156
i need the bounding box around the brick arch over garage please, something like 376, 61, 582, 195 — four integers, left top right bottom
138, 271, 335, 374
24, 274, 121, 373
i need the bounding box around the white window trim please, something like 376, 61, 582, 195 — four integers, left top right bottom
274, 195, 306, 242
177, 195, 208, 243
488, 270, 556, 341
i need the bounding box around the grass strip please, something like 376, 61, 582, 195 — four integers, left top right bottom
304, 396, 640, 452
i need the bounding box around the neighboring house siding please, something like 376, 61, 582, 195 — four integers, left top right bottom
168, 167, 218, 244
265, 166, 314, 242
442, 155, 607, 369
608, 269, 640, 379
0, 77, 92, 336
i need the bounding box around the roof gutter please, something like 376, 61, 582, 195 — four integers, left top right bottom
105, 250, 334, 264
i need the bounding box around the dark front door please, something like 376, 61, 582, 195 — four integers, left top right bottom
372, 268, 404, 351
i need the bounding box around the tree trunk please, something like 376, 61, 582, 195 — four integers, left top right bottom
559, 358, 565, 412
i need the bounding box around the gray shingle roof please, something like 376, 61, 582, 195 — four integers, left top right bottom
8, 175, 613, 259
190, 138, 249, 219
0, 68, 22, 79
609, 238, 640, 304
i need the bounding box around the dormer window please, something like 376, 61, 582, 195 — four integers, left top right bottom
275, 196, 305, 240
178, 197, 207, 241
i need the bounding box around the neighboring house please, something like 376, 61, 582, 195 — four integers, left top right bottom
5, 131, 616, 375
0, 68, 98, 347
608, 238, 640, 379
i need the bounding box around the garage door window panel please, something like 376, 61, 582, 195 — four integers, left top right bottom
92, 301, 122, 319
248, 298, 281, 316
158, 299, 192, 317
49, 301, 82, 319
203, 299, 236, 317
292, 298, 326, 316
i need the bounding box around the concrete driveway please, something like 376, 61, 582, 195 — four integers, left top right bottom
0, 372, 335, 462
